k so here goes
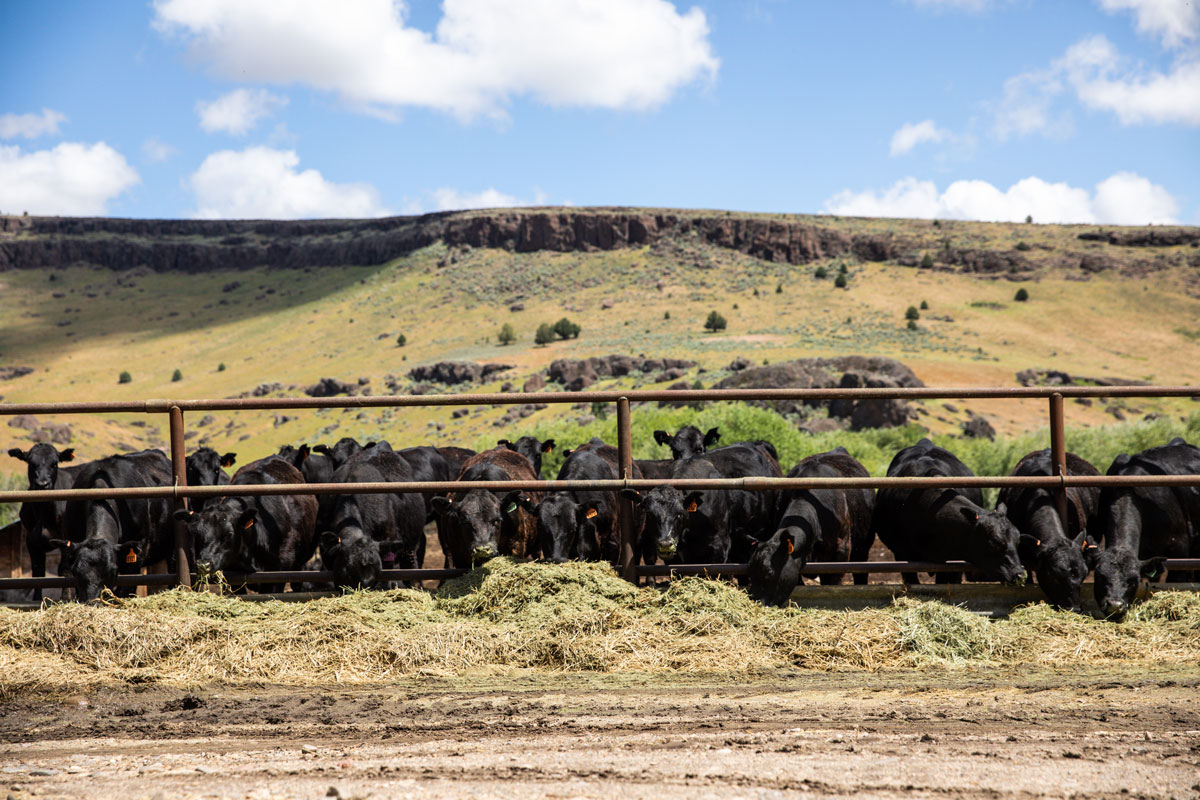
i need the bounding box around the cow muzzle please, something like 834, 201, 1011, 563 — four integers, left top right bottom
472, 546, 496, 565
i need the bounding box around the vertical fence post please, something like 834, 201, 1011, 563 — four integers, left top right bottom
168, 405, 191, 589
1048, 392, 1069, 531
616, 396, 637, 583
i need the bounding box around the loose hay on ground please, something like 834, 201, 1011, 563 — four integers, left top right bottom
1, 559, 1198, 693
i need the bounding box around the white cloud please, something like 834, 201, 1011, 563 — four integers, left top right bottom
142, 137, 177, 162
824, 172, 1179, 224
889, 120, 949, 156
0, 108, 67, 139
1098, 0, 1199, 49
0, 142, 139, 216
187, 146, 389, 219
431, 187, 523, 212
153, 0, 719, 120
196, 88, 289, 135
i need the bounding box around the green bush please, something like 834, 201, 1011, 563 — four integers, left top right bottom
920, 253, 934, 268
920, 300, 929, 310
497, 322, 516, 345
534, 322, 556, 346
396, 333, 407, 347
1014, 288, 1030, 302
118, 371, 132, 384
834, 273, 848, 289
171, 369, 183, 382
1015, 241, 1031, 251
905, 306, 920, 321
663, 310, 670, 320
775, 282, 783, 293
704, 310, 727, 332
553, 317, 581, 340
814, 266, 828, 279
217, 362, 226, 372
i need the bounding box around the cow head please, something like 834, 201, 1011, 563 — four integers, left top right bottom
652, 426, 720, 460
185, 447, 235, 488
432, 490, 527, 566
312, 437, 363, 469
746, 529, 801, 607
277, 444, 310, 468
175, 503, 258, 575
8, 443, 75, 491
1090, 547, 1165, 621
622, 487, 702, 562
1018, 531, 1093, 613
498, 436, 555, 478
319, 528, 382, 591
50, 537, 128, 603
960, 503, 1026, 585
521, 494, 602, 563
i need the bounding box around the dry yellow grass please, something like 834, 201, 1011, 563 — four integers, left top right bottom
1, 560, 1197, 696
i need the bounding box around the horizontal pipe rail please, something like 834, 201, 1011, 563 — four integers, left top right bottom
0, 384, 1198, 416
5, 560, 1200, 591
5, 473, 1200, 504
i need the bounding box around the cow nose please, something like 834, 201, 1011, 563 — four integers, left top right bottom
657, 542, 677, 558
1104, 602, 1128, 620
472, 546, 496, 564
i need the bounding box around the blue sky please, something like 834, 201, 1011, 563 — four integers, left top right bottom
1, 0, 1197, 223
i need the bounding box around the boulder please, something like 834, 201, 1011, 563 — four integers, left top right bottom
407, 361, 514, 385
961, 414, 996, 440
305, 377, 356, 397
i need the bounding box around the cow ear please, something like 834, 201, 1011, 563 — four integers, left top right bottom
1140, 556, 1167, 581
960, 506, 980, 524
994, 502, 1007, 516
1018, 534, 1041, 563
500, 491, 526, 517
684, 492, 704, 513
237, 508, 258, 531
703, 427, 721, 448
173, 509, 195, 522
220, 452, 237, 467
49, 538, 71, 550
7, 448, 28, 462
1072, 530, 1089, 551
653, 430, 671, 446
312, 444, 330, 455
319, 530, 340, 552
430, 496, 452, 514
59, 448, 75, 462
513, 493, 536, 512
497, 439, 512, 449
541, 439, 555, 453
297, 444, 310, 463
619, 488, 642, 505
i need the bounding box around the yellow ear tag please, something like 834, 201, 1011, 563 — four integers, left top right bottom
125, 549, 138, 564
686, 501, 698, 513
1035, 539, 1041, 547
585, 508, 598, 519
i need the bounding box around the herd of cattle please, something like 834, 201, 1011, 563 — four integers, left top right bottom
7, 426, 1200, 619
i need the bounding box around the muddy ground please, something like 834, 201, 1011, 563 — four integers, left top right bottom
2, 666, 1198, 800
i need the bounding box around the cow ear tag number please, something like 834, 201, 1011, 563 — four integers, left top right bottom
686, 501, 699, 513
504, 501, 518, 514
125, 549, 138, 564
585, 508, 598, 519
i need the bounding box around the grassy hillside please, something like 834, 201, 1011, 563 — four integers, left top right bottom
2, 210, 1199, 488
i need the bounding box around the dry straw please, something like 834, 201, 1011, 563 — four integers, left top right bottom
1, 559, 1198, 696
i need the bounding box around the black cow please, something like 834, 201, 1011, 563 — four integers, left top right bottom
55, 449, 174, 602
432, 448, 541, 568
747, 448, 876, 607
524, 446, 641, 564
873, 439, 1025, 585
278, 443, 337, 531
1092, 437, 1200, 619
435, 446, 477, 479
319, 447, 427, 590
312, 437, 366, 469
174, 457, 316, 594
498, 436, 555, 479
7, 444, 82, 600
998, 449, 1101, 612
653, 425, 721, 460
185, 447, 235, 509
622, 456, 730, 565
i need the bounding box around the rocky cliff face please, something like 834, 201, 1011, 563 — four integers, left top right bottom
0, 210, 898, 272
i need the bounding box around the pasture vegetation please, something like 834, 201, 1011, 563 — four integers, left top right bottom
1, 559, 1197, 693
1, 211, 1199, 481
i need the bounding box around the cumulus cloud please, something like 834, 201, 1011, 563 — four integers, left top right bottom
187, 146, 389, 219
196, 88, 289, 135
0, 108, 67, 139
431, 187, 522, 211
142, 137, 177, 162
889, 120, 950, 156
0, 142, 139, 216
1098, 0, 1199, 49
153, 0, 718, 120
824, 172, 1179, 224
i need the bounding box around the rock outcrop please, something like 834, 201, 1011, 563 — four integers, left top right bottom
407, 361, 514, 386
546, 355, 697, 391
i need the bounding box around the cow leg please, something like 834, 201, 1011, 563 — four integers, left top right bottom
935, 571, 963, 584
850, 535, 872, 586
818, 572, 844, 586
28, 540, 47, 603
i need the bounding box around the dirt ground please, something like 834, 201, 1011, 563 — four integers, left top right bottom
2, 666, 1198, 800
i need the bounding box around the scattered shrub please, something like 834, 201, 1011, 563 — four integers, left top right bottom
834, 273, 848, 289
905, 306, 920, 321
907, 319, 918, 331
920, 300, 929, 310
171, 369, 183, 382
775, 282, 783, 293
497, 322, 516, 346
920, 253, 934, 268
534, 322, 556, 346
118, 371, 132, 384
553, 317, 581, 340
663, 311, 671, 320
1025, 214, 1033, 224
396, 333, 407, 347
217, 363, 226, 372
704, 310, 727, 332
814, 266, 828, 279
1014, 288, 1030, 302
1015, 241, 1031, 251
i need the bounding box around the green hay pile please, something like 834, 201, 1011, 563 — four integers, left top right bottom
1, 558, 1198, 695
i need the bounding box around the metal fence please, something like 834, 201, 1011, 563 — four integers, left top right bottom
2, 384, 1199, 591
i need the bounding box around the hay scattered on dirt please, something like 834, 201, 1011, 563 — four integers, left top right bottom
1, 558, 1198, 694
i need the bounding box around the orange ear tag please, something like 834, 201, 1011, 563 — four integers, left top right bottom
585, 508, 598, 519
243, 518, 255, 530
125, 550, 138, 564
785, 538, 794, 554
686, 501, 698, 513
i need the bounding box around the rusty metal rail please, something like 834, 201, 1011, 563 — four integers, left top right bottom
3, 384, 1199, 593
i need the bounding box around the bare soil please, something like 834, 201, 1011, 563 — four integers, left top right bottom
2, 666, 1198, 799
